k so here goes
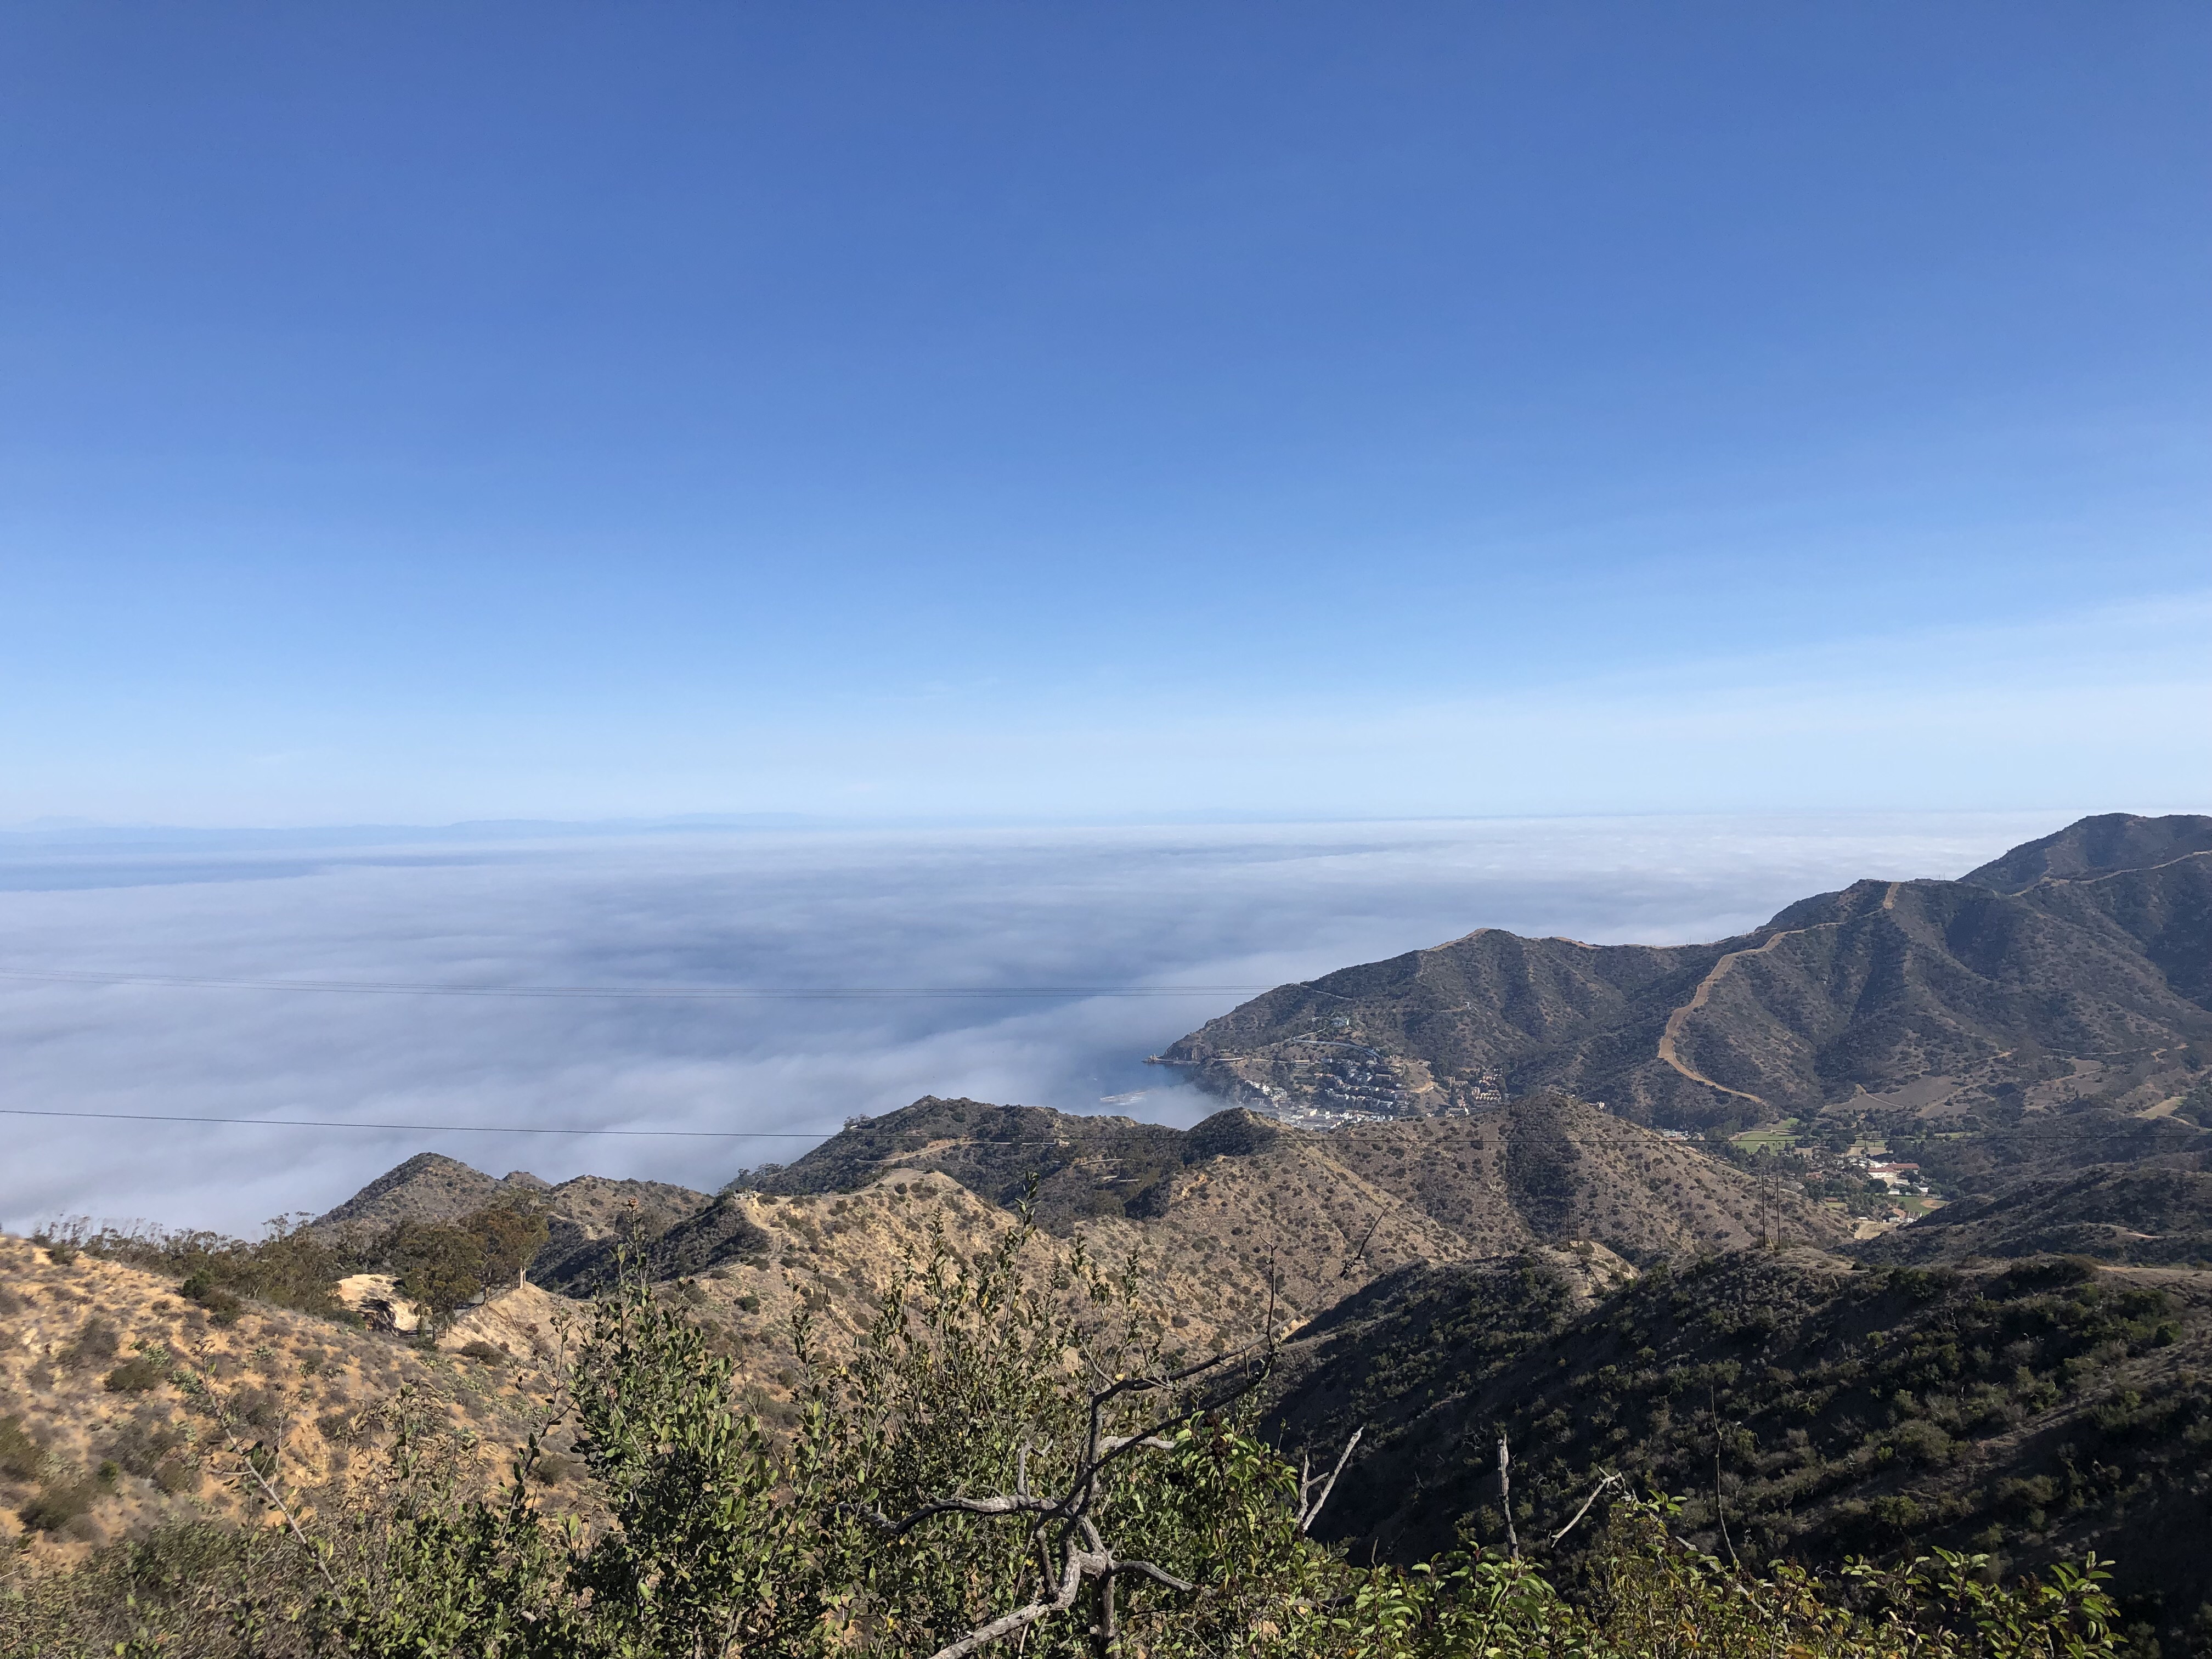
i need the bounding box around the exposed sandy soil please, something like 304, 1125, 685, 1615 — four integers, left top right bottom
0, 1235, 550, 1561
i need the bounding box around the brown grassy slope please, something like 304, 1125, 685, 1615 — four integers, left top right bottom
341, 1114, 1741, 1398
1288, 1098, 1842, 1257
505, 1167, 1319, 1397
1, 1176, 1065, 1560
746, 1094, 1846, 1314
0, 1235, 549, 1560
5, 1107, 1842, 1576
301, 1091, 1845, 1387
554, 1172, 1051, 1418
312, 1091, 1829, 1364
5, 1097, 1831, 1550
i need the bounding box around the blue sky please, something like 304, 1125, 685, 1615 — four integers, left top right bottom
3, 3, 2207, 824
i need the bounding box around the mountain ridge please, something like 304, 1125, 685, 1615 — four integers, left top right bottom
1157, 812, 2212, 1132
304, 1093, 1848, 1328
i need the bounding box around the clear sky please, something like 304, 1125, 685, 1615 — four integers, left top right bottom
3, 3, 2207, 825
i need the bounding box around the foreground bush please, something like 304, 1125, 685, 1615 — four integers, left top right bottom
2, 1215, 2129, 1659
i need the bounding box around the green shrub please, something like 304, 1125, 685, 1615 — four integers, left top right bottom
17, 1472, 96, 1534
102, 1412, 186, 1481
151, 1458, 198, 1496
1894, 1418, 1956, 1466
103, 1355, 168, 1393
179, 1273, 245, 1324
85, 1213, 362, 1324
311, 1226, 2137, 1659
0, 1414, 44, 1482
60, 1315, 121, 1370
385, 1204, 550, 1334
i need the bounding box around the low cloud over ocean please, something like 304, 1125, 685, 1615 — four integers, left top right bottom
0, 811, 2066, 1234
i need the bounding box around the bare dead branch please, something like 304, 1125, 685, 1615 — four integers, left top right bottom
1109, 1558, 1199, 1594
1497, 1433, 1519, 1559
1081, 1341, 1260, 1466
1071, 1352, 1271, 1501
882, 1320, 1278, 1657
922, 1548, 1097, 1659
1549, 1470, 1625, 1545
848, 1494, 1058, 1539
184, 1353, 334, 1589
1296, 1428, 1362, 1534
1341, 1209, 1384, 1278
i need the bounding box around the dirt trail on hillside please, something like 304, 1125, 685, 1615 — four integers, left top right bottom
1654, 885, 1901, 1107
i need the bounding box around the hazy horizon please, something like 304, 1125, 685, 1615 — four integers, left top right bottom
0, 808, 2109, 1237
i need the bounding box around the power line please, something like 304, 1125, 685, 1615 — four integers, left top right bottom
0, 968, 1276, 1000
0, 1107, 822, 1137
0, 1103, 1820, 1153
0, 1108, 1174, 1144
0, 1107, 1235, 1142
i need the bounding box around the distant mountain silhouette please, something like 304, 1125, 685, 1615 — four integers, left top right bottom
1156, 813, 2212, 1130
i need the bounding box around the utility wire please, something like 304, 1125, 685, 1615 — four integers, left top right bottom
0, 968, 1276, 1000
0, 1107, 822, 1137
0, 1103, 1820, 1151
0, 1107, 1226, 1142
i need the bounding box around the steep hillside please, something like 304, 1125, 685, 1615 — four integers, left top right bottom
0, 1176, 1149, 1562
1158, 813, 2212, 1132
1265, 1247, 2212, 1647
1856, 1152, 2212, 1267
741, 1093, 1847, 1327
0, 1234, 549, 1556
1902, 1107, 2212, 1199
748, 1097, 1193, 1232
